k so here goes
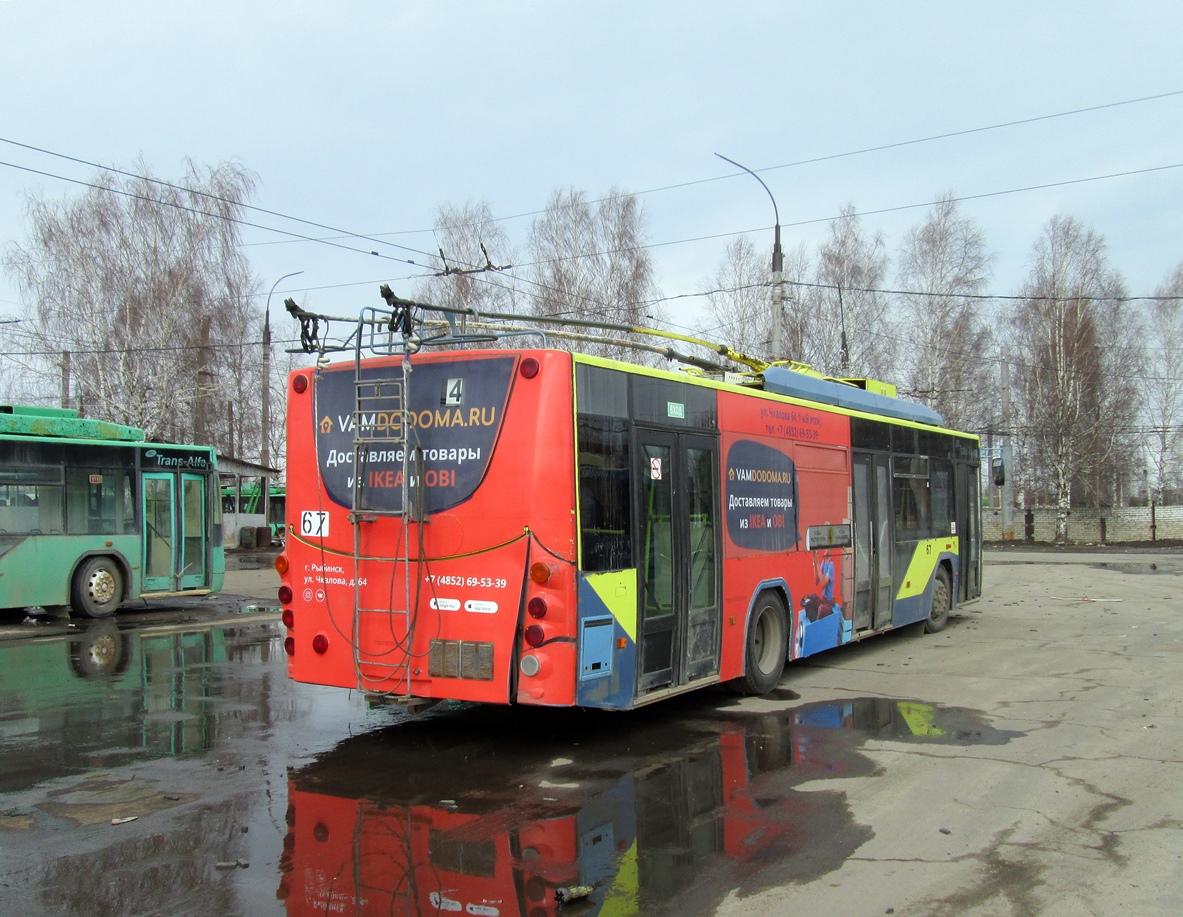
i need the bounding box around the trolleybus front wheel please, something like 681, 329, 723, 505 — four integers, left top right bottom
71, 556, 124, 619
924, 567, 951, 634
734, 591, 788, 695
69, 623, 130, 677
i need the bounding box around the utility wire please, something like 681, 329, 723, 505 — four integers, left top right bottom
2, 97, 1182, 325
241, 88, 1183, 242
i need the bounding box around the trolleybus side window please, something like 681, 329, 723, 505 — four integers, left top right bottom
577, 365, 633, 573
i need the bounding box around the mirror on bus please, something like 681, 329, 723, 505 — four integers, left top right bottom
991, 457, 1006, 486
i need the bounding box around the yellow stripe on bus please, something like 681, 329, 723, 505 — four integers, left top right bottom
598, 839, 640, 917
585, 569, 638, 644
895, 537, 959, 600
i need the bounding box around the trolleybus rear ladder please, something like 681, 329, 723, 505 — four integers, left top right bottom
349, 354, 417, 698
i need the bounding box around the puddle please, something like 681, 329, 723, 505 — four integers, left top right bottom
0, 619, 284, 794
1087, 562, 1180, 576
279, 697, 1023, 917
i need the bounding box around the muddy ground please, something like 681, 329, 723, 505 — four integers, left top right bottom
0, 548, 1179, 916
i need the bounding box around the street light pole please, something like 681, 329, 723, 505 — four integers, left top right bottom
715, 153, 783, 359
262, 271, 303, 470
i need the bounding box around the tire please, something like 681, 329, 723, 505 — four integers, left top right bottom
69, 623, 129, 678
924, 567, 951, 634
71, 556, 124, 619
735, 592, 788, 695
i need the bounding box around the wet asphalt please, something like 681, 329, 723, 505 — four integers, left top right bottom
0, 547, 1180, 916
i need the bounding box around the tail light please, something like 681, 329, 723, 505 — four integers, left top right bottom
278, 585, 293, 604
284, 636, 295, 656
282, 609, 294, 629
312, 634, 329, 654
528, 597, 547, 619
524, 625, 545, 648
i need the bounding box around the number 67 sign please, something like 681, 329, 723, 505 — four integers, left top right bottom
301, 511, 329, 537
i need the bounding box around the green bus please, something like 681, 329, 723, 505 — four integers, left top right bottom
0, 406, 225, 618
221, 480, 285, 542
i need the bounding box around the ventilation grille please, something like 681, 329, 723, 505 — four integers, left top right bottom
428, 640, 495, 680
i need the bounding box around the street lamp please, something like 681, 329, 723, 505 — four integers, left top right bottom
715, 153, 783, 358
262, 271, 303, 470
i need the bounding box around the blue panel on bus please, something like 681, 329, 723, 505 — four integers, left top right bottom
579, 615, 614, 681
761, 366, 944, 427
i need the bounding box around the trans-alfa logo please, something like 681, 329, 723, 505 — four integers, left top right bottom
725, 440, 800, 551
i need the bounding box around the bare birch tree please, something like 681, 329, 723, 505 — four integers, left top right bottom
811, 204, 894, 379
896, 195, 995, 430
1010, 215, 1138, 539
1145, 261, 1183, 502
696, 235, 813, 366
527, 187, 664, 363
4, 159, 260, 450
696, 235, 771, 356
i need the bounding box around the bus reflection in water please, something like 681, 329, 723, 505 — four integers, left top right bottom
277, 698, 1001, 917
0, 622, 227, 792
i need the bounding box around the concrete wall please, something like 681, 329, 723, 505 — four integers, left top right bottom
984, 505, 1183, 543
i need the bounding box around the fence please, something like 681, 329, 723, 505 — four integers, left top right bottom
983, 505, 1183, 544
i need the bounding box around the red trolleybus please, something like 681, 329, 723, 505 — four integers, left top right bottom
276, 298, 981, 710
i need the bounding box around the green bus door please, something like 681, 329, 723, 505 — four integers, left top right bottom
179, 474, 208, 589
143, 473, 176, 592
142, 473, 208, 592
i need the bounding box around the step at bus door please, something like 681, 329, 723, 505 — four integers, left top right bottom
635, 430, 721, 693
852, 453, 894, 631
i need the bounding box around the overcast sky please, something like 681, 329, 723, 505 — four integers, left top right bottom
2, 1, 1181, 349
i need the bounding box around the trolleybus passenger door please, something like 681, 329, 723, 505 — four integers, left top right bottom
142, 473, 176, 592
636, 431, 721, 693
955, 462, 981, 601
852, 454, 893, 631
178, 473, 208, 589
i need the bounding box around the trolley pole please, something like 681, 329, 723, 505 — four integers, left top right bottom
262, 271, 303, 470
715, 153, 783, 360
1001, 357, 1015, 539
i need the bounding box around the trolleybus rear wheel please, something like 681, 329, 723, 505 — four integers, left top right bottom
735, 591, 788, 695
924, 567, 951, 634
71, 556, 123, 619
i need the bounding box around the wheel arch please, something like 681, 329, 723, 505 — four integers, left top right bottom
69, 549, 133, 603
743, 578, 793, 662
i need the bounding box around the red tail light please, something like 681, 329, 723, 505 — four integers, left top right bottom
278, 585, 293, 604
284, 636, 295, 656
524, 625, 545, 647
282, 609, 294, 629
312, 634, 329, 654
528, 597, 547, 619
520, 357, 540, 379
293, 374, 308, 394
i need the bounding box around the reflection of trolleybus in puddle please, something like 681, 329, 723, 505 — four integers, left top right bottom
0, 620, 229, 791
278, 699, 1020, 916
277, 293, 984, 712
